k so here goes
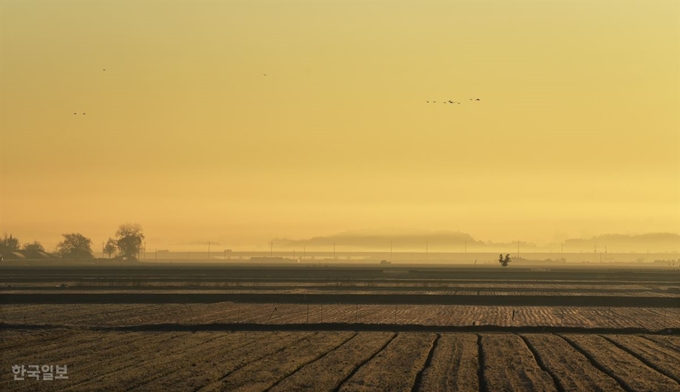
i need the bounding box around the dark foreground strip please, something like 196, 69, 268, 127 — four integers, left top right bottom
1, 322, 677, 335
2, 293, 679, 307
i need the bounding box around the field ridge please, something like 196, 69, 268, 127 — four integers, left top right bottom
411, 333, 441, 392
3, 322, 678, 335
476, 334, 488, 392
519, 335, 565, 392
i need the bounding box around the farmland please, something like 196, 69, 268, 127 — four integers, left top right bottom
1, 264, 679, 391
2, 330, 680, 391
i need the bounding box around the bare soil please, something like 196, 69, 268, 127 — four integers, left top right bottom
337, 332, 435, 392
268, 332, 395, 392
418, 334, 479, 392
480, 334, 557, 392
521, 334, 625, 391
562, 334, 680, 391
3, 304, 678, 330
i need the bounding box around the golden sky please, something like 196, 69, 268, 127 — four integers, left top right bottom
1, 0, 678, 251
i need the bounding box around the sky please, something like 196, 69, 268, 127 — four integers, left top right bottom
1, 0, 678, 251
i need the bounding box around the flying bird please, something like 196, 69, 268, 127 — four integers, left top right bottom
476, 98, 480, 101
73, 113, 77, 115
103, 69, 106, 71
263, 73, 267, 76
448, 100, 454, 104
82, 113, 86, 115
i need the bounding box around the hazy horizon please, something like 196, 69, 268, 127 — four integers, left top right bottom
2, 227, 678, 254
1, 1, 678, 252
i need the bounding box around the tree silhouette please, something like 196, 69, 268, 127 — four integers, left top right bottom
104, 238, 117, 259
499, 253, 511, 267
0, 233, 20, 254
23, 241, 45, 252
115, 223, 145, 260
57, 233, 94, 259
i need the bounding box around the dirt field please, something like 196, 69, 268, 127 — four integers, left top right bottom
2, 330, 679, 391
2, 303, 679, 330
2, 264, 678, 391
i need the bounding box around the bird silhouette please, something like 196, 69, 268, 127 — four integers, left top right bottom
476, 98, 480, 101
426, 101, 429, 103
73, 113, 77, 115
263, 74, 267, 76
103, 69, 106, 71
448, 100, 454, 104
82, 113, 86, 115
433, 101, 436, 103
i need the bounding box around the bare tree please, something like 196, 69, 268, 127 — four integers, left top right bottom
104, 238, 117, 259
499, 253, 511, 267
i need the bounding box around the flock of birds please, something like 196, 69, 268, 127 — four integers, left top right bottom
427, 98, 481, 104
72, 69, 107, 115
73, 68, 481, 114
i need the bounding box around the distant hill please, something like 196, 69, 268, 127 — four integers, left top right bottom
273, 230, 679, 253
276, 229, 494, 251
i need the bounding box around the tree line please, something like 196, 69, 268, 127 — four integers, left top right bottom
0, 223, 145, 261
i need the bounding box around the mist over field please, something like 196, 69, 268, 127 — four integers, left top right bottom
273, 230, 680, 253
